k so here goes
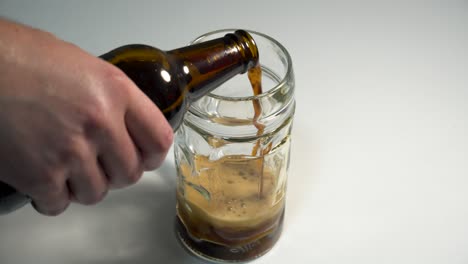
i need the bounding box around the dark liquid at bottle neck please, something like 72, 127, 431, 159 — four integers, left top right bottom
167, 33, 257, 101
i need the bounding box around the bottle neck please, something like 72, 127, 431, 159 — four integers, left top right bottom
167, 30, 259, 101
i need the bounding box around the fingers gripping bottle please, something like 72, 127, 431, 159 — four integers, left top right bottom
0, 30, 260, 214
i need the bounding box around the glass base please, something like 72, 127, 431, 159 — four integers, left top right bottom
174, 212, 284, 263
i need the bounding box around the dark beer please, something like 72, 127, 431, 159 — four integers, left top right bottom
176, 154, 285, 262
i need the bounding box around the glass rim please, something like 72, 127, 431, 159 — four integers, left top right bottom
190, 28, 293, 102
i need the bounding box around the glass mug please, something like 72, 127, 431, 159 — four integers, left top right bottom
174, 29, 295, 263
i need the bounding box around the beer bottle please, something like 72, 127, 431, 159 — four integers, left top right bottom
101, 29, 259, 129
0, 30, 260, 214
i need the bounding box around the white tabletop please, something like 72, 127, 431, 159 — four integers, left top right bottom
1, 1, 467, 264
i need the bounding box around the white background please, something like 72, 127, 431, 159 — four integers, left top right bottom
1, 1, 467, 264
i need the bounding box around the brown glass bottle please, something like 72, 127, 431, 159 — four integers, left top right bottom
0, 30, 260, 215
99, 30, 259, 130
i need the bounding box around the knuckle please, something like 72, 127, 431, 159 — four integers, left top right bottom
55, 136, 90, 172
63, 136, 89, 161
101, 64, 132, 97
81, 100, 111, 139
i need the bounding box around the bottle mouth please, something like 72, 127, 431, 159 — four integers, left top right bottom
225, 29, 260, 74
189, 29, 293, 102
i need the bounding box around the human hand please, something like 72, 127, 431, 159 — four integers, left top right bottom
0, 19, 173, 216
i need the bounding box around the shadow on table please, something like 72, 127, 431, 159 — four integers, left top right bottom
89, 161, 207, 264
0, 160, 207, 264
